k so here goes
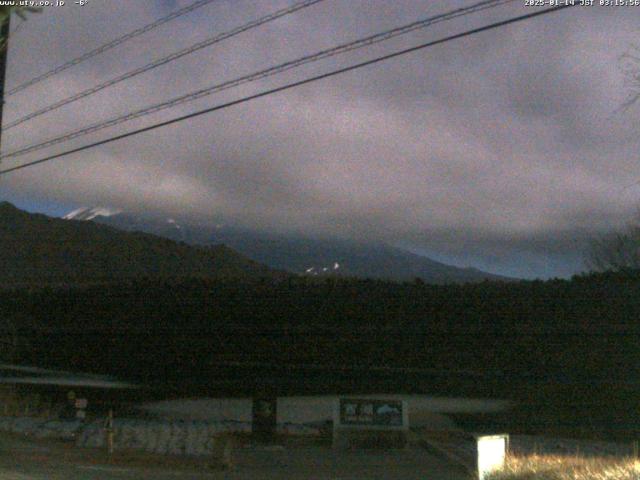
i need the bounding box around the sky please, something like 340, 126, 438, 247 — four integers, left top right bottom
1, 0, 639, 279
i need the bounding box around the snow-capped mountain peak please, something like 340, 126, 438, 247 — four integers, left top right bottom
63, 207, 122, 221
166, 218, 182, 229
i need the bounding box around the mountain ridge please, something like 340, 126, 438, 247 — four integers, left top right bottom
66, 206, 513, 283
0, 202, 278, 285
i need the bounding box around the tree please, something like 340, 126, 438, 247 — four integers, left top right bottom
0, 6, 41, 361
0, 6, 41, 23
587, 214, 640, 272
0, 6, 41, 49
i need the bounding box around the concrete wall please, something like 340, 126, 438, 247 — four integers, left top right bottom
140, 398, 252, 422
140, 395, 508, 428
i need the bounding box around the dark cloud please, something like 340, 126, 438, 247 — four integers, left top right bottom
2, 0, 640, 278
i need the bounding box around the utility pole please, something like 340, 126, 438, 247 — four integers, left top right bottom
0, 13, 10, 153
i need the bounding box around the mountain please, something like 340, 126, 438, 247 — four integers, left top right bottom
0, 202, 278, 285
208, 234, 510, 284
63, 206, 122, 221
70, 207, 511, 283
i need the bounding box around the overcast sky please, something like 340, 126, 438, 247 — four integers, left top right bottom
1, 0, 639, 278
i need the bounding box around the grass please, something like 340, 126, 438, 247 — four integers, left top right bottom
486, 454, 640, 480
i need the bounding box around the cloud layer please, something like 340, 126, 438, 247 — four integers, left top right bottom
2, 0, 640, 278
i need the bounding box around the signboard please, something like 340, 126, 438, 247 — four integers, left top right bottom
333, 398, 409, 449
339, 398, 404, 427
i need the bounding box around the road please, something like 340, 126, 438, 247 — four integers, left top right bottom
0, 432, 470, 479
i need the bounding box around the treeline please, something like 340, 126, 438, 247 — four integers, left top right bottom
1, 271, 639, 438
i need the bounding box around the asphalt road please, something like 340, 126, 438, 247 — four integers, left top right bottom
0, 432, 469, 479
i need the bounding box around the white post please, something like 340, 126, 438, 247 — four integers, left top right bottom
476, 434, 509, 480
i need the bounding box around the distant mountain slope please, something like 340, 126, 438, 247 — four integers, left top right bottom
212, 234, 511, 283
0, 202, 277, 285
78, 208, 511, 283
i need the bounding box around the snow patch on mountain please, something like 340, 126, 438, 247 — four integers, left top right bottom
304, 262, 340, 275
166, 218, 182, 229
63, 207, 121, 221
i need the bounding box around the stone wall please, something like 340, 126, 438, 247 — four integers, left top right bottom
0, 416, 322, 456
77, 418, 253, 456
0, 416, 83, 440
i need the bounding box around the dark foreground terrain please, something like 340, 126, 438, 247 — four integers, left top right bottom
0, 432, 467, 480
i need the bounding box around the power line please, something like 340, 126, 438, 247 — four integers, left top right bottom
5, 0, 219, 97
3, 0, 326, 131
1, 0, 515, 158
0, 4, 578, 177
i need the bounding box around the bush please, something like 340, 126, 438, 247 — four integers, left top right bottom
486, 454, 640, 480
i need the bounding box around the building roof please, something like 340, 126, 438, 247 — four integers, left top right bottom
0, 364, 137, 389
